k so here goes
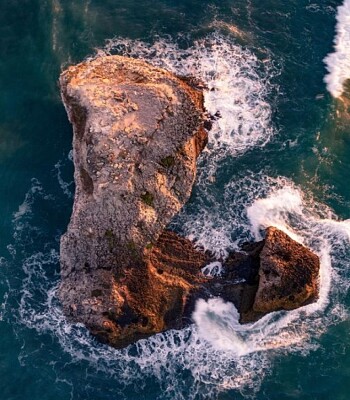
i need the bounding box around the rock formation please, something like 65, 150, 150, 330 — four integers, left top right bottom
253, 227, 320, 314
211, 227, 320, 323
59, 55, 320, 348
59, 55, 208, 347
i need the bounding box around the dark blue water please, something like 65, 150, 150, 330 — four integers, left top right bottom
1, 1, 350, 399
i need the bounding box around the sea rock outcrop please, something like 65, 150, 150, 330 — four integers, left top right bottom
59, 55, 320, 349
101, 231, 210, 347
59, 55, 208, 347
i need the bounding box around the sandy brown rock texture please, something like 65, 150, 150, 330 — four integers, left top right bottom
59, 55, 208, 347
99, 231, 210, 347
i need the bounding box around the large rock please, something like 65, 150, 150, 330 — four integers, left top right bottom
252, 227, 320, 314
59, 55, 208, 347
212, 227, 320, 322
81, 230, 210, 347
102, 231, 210, 347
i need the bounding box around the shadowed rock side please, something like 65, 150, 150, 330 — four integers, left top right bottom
99, 226, 320, 347
98, 231, 210, 347
59, 55, 208, 347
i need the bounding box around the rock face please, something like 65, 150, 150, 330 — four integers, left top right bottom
59, 55, 208, 347
84, 231, 210, 347
103, 231, 210, 347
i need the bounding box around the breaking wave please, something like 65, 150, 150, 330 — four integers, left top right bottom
324, 0, 350, 97
192, 177, 349, 361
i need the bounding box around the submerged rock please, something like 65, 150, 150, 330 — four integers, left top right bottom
59, 55, 208, 347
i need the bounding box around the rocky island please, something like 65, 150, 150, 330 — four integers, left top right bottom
59, 55, 320, 348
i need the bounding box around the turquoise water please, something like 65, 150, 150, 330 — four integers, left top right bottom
1, 1, 350, 399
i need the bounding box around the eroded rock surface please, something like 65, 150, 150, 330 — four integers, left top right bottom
59, 55, 208, 347
100, 231, 210, 347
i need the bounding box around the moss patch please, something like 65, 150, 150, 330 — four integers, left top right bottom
140, 191, 154, 207
104, 229, 114, 238
160, 156, 175, 168
126, 241, 139, 259
104, 229, 116, 252
126, 240, 137, 252
91, 289, 102, 297
145, 242, 153, 250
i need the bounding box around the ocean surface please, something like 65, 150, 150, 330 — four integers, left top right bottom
1, 1, 350, 399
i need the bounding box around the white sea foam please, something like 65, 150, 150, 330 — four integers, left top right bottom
177, 173, 285, 257
5, 35, 350, 399
201, 261, 223, 277
324, 0, 350, 97
8, 173, 349, 399
191, 177, 349, 372
193, 298, 249, 355
7, 183, 346, 397
306, 4, 336, 15
246, 185, 309, 242
99, 33, 276, 167
54, 156, 74, 198
12, 178, 43, 222
10, 178, 54, 248
0, 263, 9, 322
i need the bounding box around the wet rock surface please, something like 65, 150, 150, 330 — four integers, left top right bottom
210, 227, 320, 324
